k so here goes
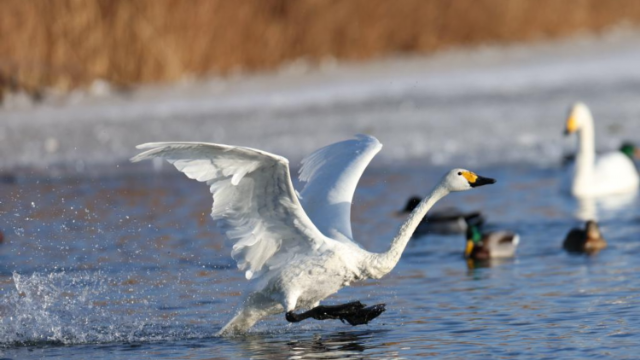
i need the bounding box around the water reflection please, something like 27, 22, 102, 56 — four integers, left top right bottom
230, 330, 388, 360
2, 167, 640, 359
465, 257, 515, 271
574, 192, 638, 221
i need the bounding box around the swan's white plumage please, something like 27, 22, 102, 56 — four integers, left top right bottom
564, 102, 639, 198
131, 136, 494, 336
131, 142, 334, 280
566, 151, 639, 197
298, 134, 382, 243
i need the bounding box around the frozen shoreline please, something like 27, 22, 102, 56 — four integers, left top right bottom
2, 29, 640, 173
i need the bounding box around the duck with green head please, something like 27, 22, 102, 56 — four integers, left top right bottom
464, 222, 520, 260
619, 142, 640, 161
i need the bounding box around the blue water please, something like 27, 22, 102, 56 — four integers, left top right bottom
1, 164, 639, 359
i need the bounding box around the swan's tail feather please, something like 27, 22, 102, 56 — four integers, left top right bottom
217, 297, 283, 336
217, 308, 263, 336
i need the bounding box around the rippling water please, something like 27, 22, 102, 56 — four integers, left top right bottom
1, 164, 639, 359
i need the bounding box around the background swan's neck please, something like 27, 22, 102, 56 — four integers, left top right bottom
574, 114, 595, 193
366, 183, 449, 278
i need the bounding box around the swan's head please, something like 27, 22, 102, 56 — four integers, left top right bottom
564, 102, 592, 135
443, 168, 496, 192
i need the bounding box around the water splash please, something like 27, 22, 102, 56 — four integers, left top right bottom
0, 271, 206, 346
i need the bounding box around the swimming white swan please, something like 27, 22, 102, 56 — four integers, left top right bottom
564, 102, 639, 198
131, 135, 496, 335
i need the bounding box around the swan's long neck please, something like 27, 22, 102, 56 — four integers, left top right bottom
366, 183, 449, 278
573, 113, 595, 194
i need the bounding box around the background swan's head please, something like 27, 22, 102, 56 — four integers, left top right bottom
565, 102, 592, 135
443, 168, 496, 192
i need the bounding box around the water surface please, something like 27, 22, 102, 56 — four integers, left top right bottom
1, 164, 639, 359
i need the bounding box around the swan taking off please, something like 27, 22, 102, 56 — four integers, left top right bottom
564, 102, 639, 198
131, 135, 496, 335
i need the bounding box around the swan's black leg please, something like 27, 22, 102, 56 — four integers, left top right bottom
285, 301, 386, 325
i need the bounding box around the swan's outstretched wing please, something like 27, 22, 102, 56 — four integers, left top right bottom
131, 142, 332, 280
298, 134, 382, 243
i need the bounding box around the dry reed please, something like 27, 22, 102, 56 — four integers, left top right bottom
1, 0, 640, 95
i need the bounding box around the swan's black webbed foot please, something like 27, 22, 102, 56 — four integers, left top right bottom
340, 303, 386, 326
285, 301, 386, 326
286, 311, 302, 322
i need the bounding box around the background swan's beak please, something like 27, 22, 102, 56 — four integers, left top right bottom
470, 176, 496, 188
563, 128, 571, 136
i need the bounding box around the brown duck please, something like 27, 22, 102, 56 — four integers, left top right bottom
563, 220, 606, 254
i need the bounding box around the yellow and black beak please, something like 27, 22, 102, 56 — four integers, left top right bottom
464, 240, 474, 258
461, 171, 496, 188
470, 175, 496, 188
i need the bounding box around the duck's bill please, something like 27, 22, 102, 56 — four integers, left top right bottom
464, 240, 474, 258
470, 175, 496, 188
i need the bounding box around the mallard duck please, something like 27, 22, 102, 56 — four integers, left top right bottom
402, 196, 484, 235
464, 223, 519, 260
619, 142, 640, 161
563, 102, 639, 197
563, 220, 606, 254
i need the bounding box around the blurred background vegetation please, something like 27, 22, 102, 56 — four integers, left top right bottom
2, 0, 640, 98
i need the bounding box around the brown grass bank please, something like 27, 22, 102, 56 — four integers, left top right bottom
2, 0, 640, 95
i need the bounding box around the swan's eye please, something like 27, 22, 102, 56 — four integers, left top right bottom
458, 172, 462, 176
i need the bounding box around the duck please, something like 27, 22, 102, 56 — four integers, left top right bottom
131, 134, 496, 336
402, 196, 484, 235
619, 142, 640, 162
563, 220, 606, 254
464, 222, 519, 260
563, 102, 639, 198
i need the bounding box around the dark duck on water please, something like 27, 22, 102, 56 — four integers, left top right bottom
402, 196, 485, 236
563, 220, 606, 254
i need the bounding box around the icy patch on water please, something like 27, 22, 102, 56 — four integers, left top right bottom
0, 272, 214, 346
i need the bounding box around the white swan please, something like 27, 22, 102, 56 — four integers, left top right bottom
564, 102, 639, 198
130, 135, 496, 335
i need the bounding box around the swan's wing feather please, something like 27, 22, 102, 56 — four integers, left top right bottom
131, 142, 331, 280
298, 134, 382, 243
